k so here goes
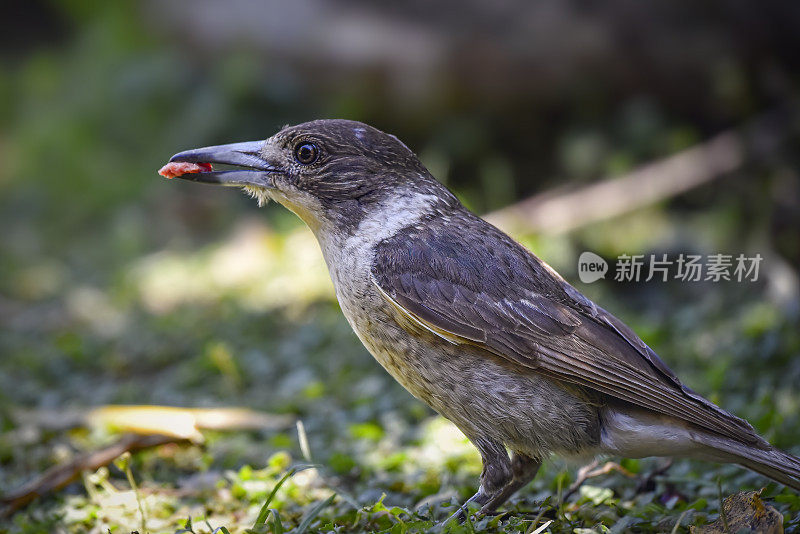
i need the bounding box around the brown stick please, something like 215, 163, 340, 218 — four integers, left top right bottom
562, 460, 637, 501
0, 433, 184, 517
1, 405, 295, 517
485, 106, 792, 235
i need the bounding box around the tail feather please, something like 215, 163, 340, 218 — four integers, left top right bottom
694, 433, 800, 491
599, 408, 800, 490
741, 458, 800, 491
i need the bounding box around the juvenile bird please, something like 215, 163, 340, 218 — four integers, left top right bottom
162, 119, 800, 516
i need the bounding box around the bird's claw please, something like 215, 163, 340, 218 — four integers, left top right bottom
437, 491, 486, 527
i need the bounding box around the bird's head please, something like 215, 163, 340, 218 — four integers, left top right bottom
163, 119, 458, 234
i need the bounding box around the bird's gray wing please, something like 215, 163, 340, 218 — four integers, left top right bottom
370, 213, 761, 445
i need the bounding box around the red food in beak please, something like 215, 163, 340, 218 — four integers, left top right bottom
158, 161, 213, 179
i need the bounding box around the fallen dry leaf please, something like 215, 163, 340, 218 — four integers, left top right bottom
691, 489, 784, 534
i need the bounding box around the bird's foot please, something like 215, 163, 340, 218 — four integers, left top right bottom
440, 454, 543, 526
438, 489, 489, 526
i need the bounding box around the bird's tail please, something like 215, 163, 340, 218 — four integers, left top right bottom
694, 433, 800, 491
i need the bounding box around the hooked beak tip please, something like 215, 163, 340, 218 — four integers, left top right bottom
162, 140, 281, 187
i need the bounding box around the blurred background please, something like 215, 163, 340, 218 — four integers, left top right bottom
1, 1, 799, 532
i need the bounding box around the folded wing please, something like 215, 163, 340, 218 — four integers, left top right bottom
371, 212, 764, 447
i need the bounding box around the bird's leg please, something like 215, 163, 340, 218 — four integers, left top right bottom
478, 452, 542, 514
443, 438, 511, 524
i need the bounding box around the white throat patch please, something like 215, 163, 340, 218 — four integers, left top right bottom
242, 184, 443, 269
351, 191, 441, 248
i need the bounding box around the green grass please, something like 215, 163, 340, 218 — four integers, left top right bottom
2, 3, 798, 531
1, 201, 799, 533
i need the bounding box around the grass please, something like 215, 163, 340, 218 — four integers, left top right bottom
2, 5, 798, 530
1, 200, 799, 533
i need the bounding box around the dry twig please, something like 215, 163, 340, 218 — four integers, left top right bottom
486, 106, 793, 235
0, 433, 182, 517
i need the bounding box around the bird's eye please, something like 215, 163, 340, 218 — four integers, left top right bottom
294, 142, 319, 165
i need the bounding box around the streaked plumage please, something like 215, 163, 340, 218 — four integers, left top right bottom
371, 210, 759, 444
165, 119, 800, 518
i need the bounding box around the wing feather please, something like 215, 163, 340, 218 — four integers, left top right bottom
370, 213, 763, 446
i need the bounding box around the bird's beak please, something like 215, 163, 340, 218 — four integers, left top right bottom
166, 140, 282, 188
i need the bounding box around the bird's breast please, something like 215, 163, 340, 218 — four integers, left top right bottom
310, 202, 601, 457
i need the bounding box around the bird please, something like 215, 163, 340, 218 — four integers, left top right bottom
161, 119, 800, 517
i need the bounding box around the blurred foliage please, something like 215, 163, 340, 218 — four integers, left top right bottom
1, 1, 800, 532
